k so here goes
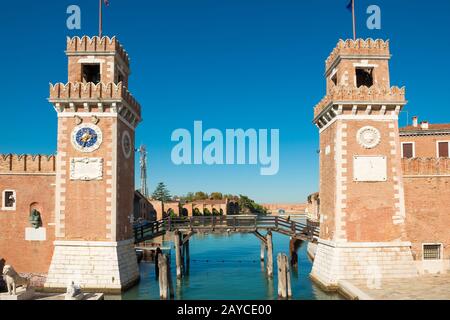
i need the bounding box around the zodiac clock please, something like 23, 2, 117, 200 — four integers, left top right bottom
71, 123, 103, 153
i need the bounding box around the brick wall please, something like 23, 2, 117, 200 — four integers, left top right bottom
403, 159, 450, 260
400, 135, 450, 158
0, 172, 55, 274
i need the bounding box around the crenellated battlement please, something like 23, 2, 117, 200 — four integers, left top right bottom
0, 154, 56, 174
49, 81, 141, 116
314, 84, 406, 118
66, 36, 129, 66
326, 38, 390, 71
402, 158, 450, 176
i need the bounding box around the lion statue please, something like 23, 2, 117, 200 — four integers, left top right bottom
2, 265, 30, 295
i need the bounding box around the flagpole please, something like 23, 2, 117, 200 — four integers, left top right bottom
99, 0, 103, 38
352, 0, 356, 40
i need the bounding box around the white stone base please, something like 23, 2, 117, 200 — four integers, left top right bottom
0, 288, 35, 301
310, 239, 418, 289
45, 239, 139, 293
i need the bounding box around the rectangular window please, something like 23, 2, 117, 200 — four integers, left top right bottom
423, 244, 442, 260
356, 67, 374, 88
2, 190, 16, 210
82, 64, 101, 84
402, 143, 414, 158
438, 142, 449, 158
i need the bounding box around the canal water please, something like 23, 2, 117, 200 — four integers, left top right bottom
119, 233, 342, 300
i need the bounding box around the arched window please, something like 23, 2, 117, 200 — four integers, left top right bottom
2, 190, 16, 211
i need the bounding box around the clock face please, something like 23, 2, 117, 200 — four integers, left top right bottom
71, 124, 103, 153
122, 131, 132, 159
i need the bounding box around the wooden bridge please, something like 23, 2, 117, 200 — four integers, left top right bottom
133, 215, 320, 244
134, 215, 320, 282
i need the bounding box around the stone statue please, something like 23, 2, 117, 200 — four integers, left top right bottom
29, 209, 42, 229
2, 265, 30, 295
0, 259, 6, 293
65, 281, 83, 300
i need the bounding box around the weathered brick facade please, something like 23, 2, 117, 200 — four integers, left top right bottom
0, 36, 142, 293
0, 155, 56, 274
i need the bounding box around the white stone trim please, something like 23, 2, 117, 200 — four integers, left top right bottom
436, 140, 450, 158
53, 239, 134, 247
111, 119, 118, 241
318, 238, 412, 248
319, 114, 398, 133
0, 173, 56, 176
58, 112, 118, 118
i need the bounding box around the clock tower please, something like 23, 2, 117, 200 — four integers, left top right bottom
45, 36, 141, 293
310, 39, 417, 289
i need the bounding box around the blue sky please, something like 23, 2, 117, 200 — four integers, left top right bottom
1, 0, 449, 203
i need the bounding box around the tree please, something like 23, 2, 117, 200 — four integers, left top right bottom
203, 208, 211, 216
193, 208, 202, 216
166, 208, 176, 219
238, 195, 268, 215
212, 208, 220, 216
210, 192, 223, 200
194, 192, 209, 201
152, 182, 172, 202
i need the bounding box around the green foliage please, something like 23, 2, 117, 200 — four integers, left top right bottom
210, 192, 223, 200
193, 208, 202, 216
203, 208, 211, 216
238, 195, 268, 215
194, 192, 209, 201
152, 182, 172, 202
212, 208, 220, 216
219, 209, 224, 216
166, 208, 177, 219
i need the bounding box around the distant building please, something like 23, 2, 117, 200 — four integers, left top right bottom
261, 203, 307, 214
133, 190, 156, 222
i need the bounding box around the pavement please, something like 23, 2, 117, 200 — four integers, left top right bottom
345, 273, 450, 300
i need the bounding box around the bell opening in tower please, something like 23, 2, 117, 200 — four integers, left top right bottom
82, 64, 101, 84
356, 67, 374, 88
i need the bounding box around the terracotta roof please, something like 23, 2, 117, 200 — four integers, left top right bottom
400, 123, 450, 132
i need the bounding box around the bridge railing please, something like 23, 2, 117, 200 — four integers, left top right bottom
134, 215, 320, 243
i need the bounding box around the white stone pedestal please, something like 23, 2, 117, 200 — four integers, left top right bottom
45, 239, 139, 293
0, 288, 35, 300
310, 239, 418, 290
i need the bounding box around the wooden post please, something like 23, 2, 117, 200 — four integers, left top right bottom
185, 239, 190, 262
260, 241, 265, 261
158, 254, 168, 300
277, 254, 285, 298
174, 231, 183, 279
286, 254, 292, 298
266, 231, 273, 278
167, 254, 175, 299
277, 253, 292, 299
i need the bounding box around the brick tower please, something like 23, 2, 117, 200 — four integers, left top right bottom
310, 39, 417, 289
45, 36, 141, 293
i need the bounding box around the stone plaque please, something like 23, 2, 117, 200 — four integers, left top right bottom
25, 227, 46, 241
353, 156, 387, 182
70, 158, 103, 181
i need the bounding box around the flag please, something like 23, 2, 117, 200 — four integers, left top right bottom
104, 0, 110, 6
346, 0, 353, 11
